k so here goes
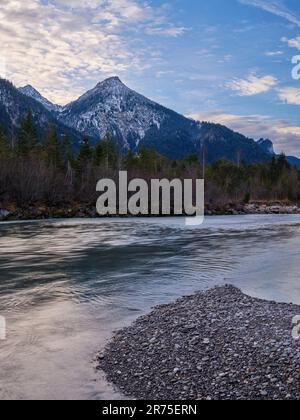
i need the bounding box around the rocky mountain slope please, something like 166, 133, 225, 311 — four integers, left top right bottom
57, 77, 270, 163
258, 138, 300, 168
0, 76, 295, 165
19, 85, 62, 114
55, 77, 205, 159
0, 79, 81, 143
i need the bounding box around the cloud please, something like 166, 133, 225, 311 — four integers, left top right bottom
265, 51, 284, 56
155, 70, 174, 78
145, 26, 188, 37
189, 110, 300, 156
239, 0, 300, 27
0, 0, 186, 104
282, 36, 300, 50
226, 74, 278, 96
278, 87, 300, 105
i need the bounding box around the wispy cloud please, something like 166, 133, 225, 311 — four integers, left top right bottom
278, 87, 300, 105
0, 0, 187, 104
239, 0, 300, 27
226, 73, 278, 96
264, 50, 284, 56
282, 36, 300, 50
189, 110, 300, 156
145, 26, 188, 37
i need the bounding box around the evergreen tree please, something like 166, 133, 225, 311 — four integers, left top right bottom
0, 126, 10, 156
270, 155, 278, 183
185, 154, 199, 166
75, 136, 94, 179
139, 147, 161, 173
93, 140, 105, 167
17, 110, 37, 156
277, 153, 291, 172
43, 123, 61, 168
124, 150, 138, 170
60, 134, 74, 167
100, 133, 119, 170
78, 136, 93, 166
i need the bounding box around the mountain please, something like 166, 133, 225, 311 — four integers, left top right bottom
1, 76, 288, 165
196, 123, 270, 165
19, 85, 62, 113
56, 77, 200, 158
257, 138, 300, 168
0, 79, 81, 143
54, 76, 270, 163
257, 138, 275, 155
285, 155, 300, 168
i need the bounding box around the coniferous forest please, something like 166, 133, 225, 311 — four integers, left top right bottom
1, 110, 300, 219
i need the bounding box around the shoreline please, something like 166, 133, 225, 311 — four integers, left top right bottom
98, 285, 300, 401
1, 202, 300, 222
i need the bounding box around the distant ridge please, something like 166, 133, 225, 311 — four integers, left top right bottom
0, 76, 296, 164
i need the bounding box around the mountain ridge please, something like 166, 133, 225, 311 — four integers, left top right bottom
0, 76, 297, 165
19, 85, 62, 113
56, 76, 205, 158
0, 78, 82, 144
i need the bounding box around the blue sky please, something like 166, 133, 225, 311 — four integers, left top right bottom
1, 0, 300, 154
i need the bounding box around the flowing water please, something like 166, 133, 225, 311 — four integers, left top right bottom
1, 215, 300, 400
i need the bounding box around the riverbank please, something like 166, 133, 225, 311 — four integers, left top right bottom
1, 201, 300, 221
98, 285, 300, 400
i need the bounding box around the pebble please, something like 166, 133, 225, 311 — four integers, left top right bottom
98, 285, 300, 401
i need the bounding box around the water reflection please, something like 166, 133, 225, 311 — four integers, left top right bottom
0, 215, 300, 399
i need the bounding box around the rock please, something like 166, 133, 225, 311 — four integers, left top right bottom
260, 390, 268, 397
98, 285, 300, 401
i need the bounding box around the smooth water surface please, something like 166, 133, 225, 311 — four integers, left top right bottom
1, 215, 300, 400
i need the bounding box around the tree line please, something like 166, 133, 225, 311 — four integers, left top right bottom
1, 110, 300, 208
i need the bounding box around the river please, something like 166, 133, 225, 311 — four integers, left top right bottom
1, 215, 300, 400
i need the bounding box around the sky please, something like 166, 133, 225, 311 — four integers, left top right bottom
1, 0, 300, 155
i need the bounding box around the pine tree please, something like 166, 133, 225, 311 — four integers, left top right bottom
270, 155, 278, 183
124, 150, 138, 170
139, 147, 161, 173
93, 140, 105, 167
277, 153, 290, 172
60, 134, 74, 167
185, 154, 199, 166
100, 133, 119, 170
43, 123, 61, 168
78, 136, 93, 166
0, 126, 10, 156
17, 110, 37, 156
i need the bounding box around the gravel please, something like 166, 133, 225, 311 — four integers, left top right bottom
98, 285, 300, 400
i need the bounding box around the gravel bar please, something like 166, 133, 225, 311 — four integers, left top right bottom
98, 285, 300, 400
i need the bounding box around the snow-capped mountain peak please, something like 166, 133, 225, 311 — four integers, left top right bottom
57, 77, 168, 150
2, 76, 273, 163
19, 85, 62, 113
96, 76, 123, 87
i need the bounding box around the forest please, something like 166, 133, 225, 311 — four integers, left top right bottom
0, 110, 299, 217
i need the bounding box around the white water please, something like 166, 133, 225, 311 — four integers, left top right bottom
1, 215, 300, 400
